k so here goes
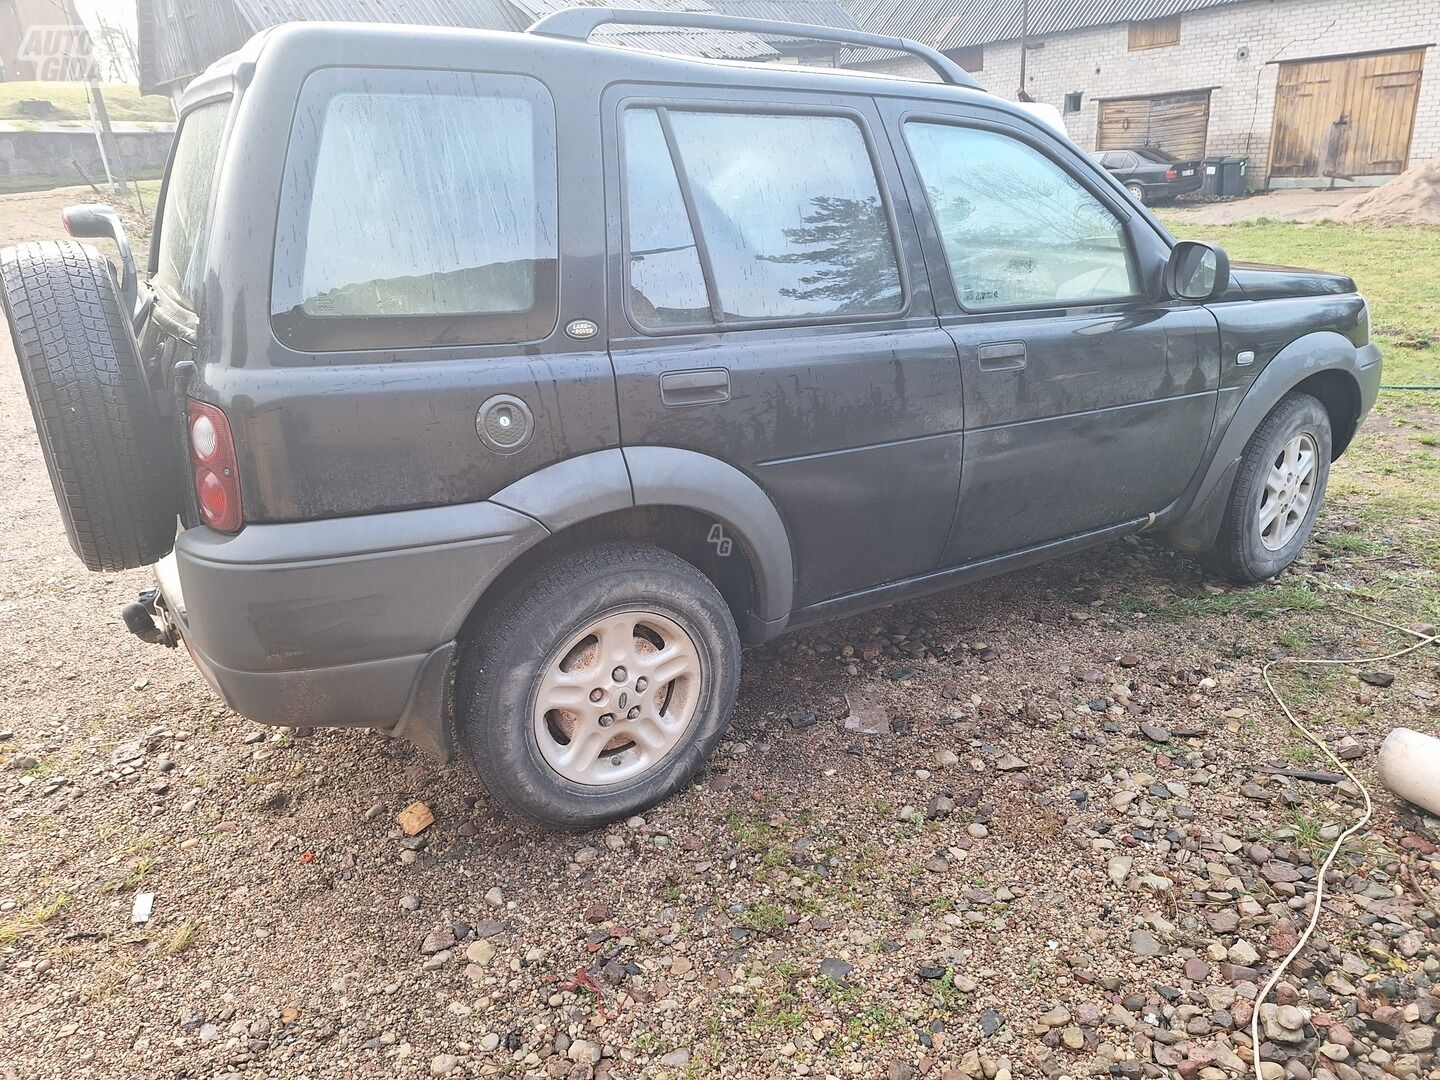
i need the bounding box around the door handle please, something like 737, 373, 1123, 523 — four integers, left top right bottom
977, 341, 1027, 372
660, 367, 730, 407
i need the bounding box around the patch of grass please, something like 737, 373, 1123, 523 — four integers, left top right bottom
0, 892, 70, 944
164, 921, 197, 955
1170, 583, 1322, 620
1284, 743, 1319, 765
842, 1004, 909, 1044
736, 902, 788, 935
124, 855, 156, 888
1275, 628, 1308, 649
1322, 531, 1383, 555
0, 82, 174, 124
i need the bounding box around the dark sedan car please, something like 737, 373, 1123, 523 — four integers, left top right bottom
1093, 147, 1202, 204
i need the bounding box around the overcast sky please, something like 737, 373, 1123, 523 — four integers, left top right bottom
73, 0, 138, 36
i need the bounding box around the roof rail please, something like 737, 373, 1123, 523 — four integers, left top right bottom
526, 6, 984, 90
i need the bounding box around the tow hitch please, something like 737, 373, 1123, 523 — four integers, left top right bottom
122, 589, 178, 647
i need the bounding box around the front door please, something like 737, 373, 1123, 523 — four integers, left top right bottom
602, 85, 964, 609
882, 103, 1221, 566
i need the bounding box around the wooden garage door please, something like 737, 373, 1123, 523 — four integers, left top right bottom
1271, 48, 1425, 178
1097, 90, 1211, 159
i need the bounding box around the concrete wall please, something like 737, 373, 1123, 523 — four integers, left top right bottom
0, 125, 174, 192
855, 0, 1440, 187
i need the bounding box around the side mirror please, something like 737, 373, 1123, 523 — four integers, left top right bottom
62, 203, 139, 321
1164, 240, 1230, 302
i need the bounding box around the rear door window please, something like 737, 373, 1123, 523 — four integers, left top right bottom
621, 105, 904, 330
153, 99, 229, 308
272, 69, 558, 352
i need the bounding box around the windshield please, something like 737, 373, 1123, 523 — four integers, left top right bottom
153, 100, 230, 307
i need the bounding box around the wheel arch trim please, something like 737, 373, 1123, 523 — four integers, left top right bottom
489, 447, 795, 627
1165, 330, 1371, 553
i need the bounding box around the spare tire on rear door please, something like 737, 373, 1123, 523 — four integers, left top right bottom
1, 240, 178, 571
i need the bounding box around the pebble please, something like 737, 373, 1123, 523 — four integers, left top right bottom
567, 1039, 602, 1065
1107, 855, 1133, 886
1129, 929, 1165, 956
1228, 939, 1260, 966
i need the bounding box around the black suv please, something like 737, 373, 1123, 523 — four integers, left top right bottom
0, 11, 1380, 828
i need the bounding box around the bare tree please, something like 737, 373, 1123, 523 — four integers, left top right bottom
92, 13, 139, 84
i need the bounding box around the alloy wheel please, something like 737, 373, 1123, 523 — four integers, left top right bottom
533, 610, 702, 785
1257, 433, 1317, 551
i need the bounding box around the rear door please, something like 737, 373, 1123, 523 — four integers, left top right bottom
602, 85, 964, 609
882, 101, 1220, 565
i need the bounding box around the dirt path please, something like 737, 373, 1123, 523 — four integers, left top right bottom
1168, 189, 1356, 226
1, 229, 1437, 1078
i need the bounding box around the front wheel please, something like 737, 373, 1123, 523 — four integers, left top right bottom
456, 543, 741, 829
1204, 392, 1332, 583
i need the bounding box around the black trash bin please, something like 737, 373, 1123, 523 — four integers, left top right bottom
1219, 156, 1248, 196
1200, 156, 1227, 196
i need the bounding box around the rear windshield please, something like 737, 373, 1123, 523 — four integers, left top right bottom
153, 100, 230, 307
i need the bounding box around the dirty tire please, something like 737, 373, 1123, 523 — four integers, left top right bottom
457, 543, 741, 830
0, 240, 177, 571
1205, 391, 1332, 583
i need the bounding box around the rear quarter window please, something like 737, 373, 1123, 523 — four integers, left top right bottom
271, 69, 558, 352
153, 100, 230, 308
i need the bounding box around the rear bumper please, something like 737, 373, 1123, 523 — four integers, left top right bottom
1152, 176, 1203, 198
156, 500, 547, 760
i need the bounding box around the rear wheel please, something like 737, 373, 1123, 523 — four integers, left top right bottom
1204, 392, 1331, 583
1126, 182, 1147, 204
456, 543, 741, 829
0, 240, 177, 571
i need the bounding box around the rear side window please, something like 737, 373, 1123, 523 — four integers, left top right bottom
272, 69, 558, 352
905, 122, 1138, 311
621, 106, 904, 330
154, 99, 229, 307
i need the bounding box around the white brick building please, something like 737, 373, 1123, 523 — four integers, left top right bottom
847, 0, 1440, 188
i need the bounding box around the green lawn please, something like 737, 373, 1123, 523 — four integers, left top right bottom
1159, 217, 1440, 388
0, 82, 173, 125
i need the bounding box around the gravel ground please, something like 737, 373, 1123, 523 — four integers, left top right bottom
1165, 190, 1356, 226
1, 201, 1438, 1080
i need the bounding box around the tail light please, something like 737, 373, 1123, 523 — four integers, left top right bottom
1164, 168, 1178, 181
187, 400, 242, 532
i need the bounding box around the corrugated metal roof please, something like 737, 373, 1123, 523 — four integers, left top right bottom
240, 0, 530, 29
707, 0, 855, 29
845, 0, 1247, 65
509, 0, 779, 57
140, 0, 857, 91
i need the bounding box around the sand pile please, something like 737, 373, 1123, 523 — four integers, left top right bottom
1327, 155, 1440, 226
